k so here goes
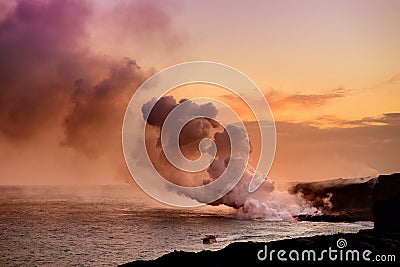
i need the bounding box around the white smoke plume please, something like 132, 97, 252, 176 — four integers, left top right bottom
206, 157, 316, 221
142, 96, 316, 221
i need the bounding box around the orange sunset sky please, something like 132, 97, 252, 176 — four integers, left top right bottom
0, 0, 399, 185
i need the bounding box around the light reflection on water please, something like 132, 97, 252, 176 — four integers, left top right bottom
0, 186, 373, 266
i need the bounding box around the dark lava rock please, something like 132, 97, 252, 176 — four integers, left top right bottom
120, 174, 400, 266
372, 173, 400, 233
120, 231, 399, 266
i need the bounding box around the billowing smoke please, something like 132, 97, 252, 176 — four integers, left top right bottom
142, 96, 316, 220
0, 0, 181, 184
142, 96, 219, 146
142, 96, 220, 187
63, 59, 147, 157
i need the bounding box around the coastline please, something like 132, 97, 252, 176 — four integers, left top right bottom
120, 230, 399, 266
120, 173, 400, 266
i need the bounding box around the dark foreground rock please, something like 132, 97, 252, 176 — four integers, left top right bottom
290, 173, 400, 223
120, 230, 399, 266
372, 174, 400, 232
121, 174, 400, 266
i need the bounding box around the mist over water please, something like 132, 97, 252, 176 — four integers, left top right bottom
0, 185, 373, 266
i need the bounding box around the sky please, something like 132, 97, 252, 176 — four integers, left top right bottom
0, 0, 399, 185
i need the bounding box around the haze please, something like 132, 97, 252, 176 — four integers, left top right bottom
0, 0, 399, 186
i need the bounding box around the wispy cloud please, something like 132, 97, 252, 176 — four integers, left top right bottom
312, 113, 400, 128
267, 88, 350, 110
384, 73, 400, 85
264, 113, 400, 180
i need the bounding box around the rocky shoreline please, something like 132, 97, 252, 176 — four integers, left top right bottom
120, 173, 400, 266
121, 230, 399, 266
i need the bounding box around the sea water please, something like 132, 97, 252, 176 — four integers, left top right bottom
0, 185, 373, 266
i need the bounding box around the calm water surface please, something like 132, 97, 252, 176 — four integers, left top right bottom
0, 186, 373, 266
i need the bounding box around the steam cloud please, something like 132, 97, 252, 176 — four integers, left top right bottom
142, 96, 315, 220
0, 0, 179, 184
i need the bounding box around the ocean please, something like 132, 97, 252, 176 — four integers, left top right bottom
0, 185, 373, 266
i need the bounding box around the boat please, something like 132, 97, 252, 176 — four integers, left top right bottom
202, 235, 217, 244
